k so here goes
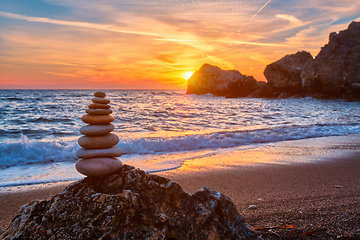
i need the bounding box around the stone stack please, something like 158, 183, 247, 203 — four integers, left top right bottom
75, 91, 123, 177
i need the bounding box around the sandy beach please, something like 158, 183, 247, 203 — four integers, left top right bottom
159, 157, 360, 238
1, 135, 360, 238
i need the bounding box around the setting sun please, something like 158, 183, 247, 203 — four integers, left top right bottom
0, 1, 359, 90
184, 71, 194, 79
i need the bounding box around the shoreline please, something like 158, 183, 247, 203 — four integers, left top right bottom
1, 135, 360, 237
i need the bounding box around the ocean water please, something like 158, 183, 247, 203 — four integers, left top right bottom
1, 89, 360, 191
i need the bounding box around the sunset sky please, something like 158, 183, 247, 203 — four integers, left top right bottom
1, 0, 359, 89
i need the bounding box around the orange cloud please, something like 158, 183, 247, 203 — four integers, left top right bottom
1, 0, 360, 89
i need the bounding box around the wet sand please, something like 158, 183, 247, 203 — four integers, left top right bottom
1, 135, 360, 238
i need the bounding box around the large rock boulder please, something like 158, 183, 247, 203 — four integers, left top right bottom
187, 64, 242, 96
227, 76, 259, 98
247, 81, 274, 98
1, 165, 260, 240
187, 21, 360, 101
264, 51, 313, 95
263, 21, 360, 101
187, 63, 265, 98
301, 21, 360, 99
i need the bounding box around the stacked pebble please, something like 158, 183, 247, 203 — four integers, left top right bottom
75, 91, 123, 177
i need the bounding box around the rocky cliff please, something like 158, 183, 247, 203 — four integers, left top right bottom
187, 64, 272, 98
301, 21, 360, 100
187, 21, 360, 101
264, 51, 313, 95
264, 21, 360, 101
1, 165, 260, 240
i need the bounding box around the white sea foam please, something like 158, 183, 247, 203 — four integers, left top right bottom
118, 124, 360, 154
0, 161, 83, 193
0, 136, 79, 168
1, 123, 359, 169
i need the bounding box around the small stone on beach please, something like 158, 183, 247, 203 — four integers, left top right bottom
88, 103, 111, 109
94, 91, 106, 98
75, 157, 123, 177
92, 97, 110, 104
78, 133, 119, 149
76, 147, 123, 159
81, 114, 114, 125
85, 108, 113, 115
80, 124, 115, 135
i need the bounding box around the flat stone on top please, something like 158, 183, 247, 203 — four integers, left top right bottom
94, 91, 106, 98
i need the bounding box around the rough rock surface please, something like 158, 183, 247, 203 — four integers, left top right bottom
264, 51, 313, 95
301, 21, 360, 100
189, 22, 360, 101
247, 81, 274, 98
1, 165, 260, 240
187, 63, 265, 98
264, 21, 360, 101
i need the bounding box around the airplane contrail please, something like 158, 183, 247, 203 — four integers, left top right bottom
238, 0, 272, 33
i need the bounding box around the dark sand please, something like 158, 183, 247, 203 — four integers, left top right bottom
159, 157, 360, 238
1, 135, 360, 238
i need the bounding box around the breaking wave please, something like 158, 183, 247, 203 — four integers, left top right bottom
1, 123, 359, 169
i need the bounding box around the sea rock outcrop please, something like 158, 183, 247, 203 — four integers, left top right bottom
186, 64, 242, 96
188, 21, 360, 101
301, 21, 360, 100
264, 21, 360, 101
264, 51, 313, 95
1, 165, 260, 240
187, 63, 267, 98
247, 81, 274, 98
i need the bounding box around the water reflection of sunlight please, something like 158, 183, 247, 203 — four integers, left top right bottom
177, 148, 275, 172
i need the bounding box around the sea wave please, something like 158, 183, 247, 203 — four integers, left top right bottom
0, 134, 78, 168
29, 117, 74, 123
7, 97, 26, 101
118, 123, 360, 154
1, 124, 359, 169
